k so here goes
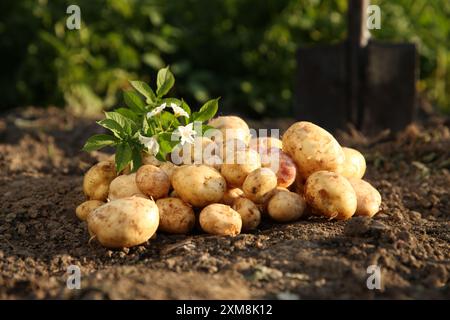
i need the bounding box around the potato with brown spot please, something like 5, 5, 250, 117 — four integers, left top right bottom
221, 149, 261, 187
109, 173, 145, 200
172, 165, 226, 207
222, 188, 244, 205
156, 198, 195, 234
76, 200, 104, 221
232, 198, 261, 230
242, 168, 277, 204
87, 196, 159, 248
199, 204, 242, 236
267, 191, 306, 222
304, 171, 357, 220
83, 161, 117, 201
136, 165, 170, 199
347, 178, 381, 217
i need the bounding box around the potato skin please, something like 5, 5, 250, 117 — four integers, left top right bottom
83, 161, 117, 201
172, 165, 226, 207
339, 147, 366, 179
109, 173, 145, 201
347, 178, 381, 217
304, 171, 357, 220
267, 191, 306, 222
263, 148, 297, 188
282, 122, 344, 179
242, 168, 278, 204
222, 188, 244, 206
249, 137, 283, 152
208, 116, 251, 144
136, 165, 170, 199
232, 198, 261, 230
220, 149, 261, 187
159, 161, 177, 181
75, 200, 104, 221
199, 204, 242, 236
156, 198, 195, 234
87, 196, 159, 248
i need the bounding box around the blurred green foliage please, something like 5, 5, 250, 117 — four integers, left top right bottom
0, 0, 448, 117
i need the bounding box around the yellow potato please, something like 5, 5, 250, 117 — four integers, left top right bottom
339, 147, 366, 179
232, 197, 261, 231
141, 152, 162, 166
262, 148, 297, 188
136, 165, 170, 199
249, 136, 283, 152
220, 149, 261, 187
199, 204, 242, 236
219, 138, 248, 162
108, 173, 145, 200
75, 200, 104, 221
83, 161, 117, 201
171, 136, 219, 165
267, 191, 306, 222
208, 116, 251, 144
172, 165, 226, 207
87, 196, 159, 248
347, 178, 381, 217
242, 168, 278, 204
304, 171, 357, 220
282, 121, 345, 179
222, 188, 244, 205
159, 161, 177, 181
156, 198, 195, 234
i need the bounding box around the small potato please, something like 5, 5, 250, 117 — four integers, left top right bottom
304, 171, 357, 220
156, 198, 195, 234
221, 149, 261, 187
222, 188, 244, 205
87, 196, 159, 248
83, 161, 117, 201
232, 198, 261, 231
141, 152, 162, 166
267, 191, 306, 222
249, 136, 283, 152
339, 147, 366, 179
136, 165, 170, 199
208, 116, 251, 144
171, 136, 219, 166
172, 165, 226, 207
282, 121, 345, 179
199, 204, 242, 236
75, 200, 104, 221
347, 178, 381, 217
109, 173, 145, 200
159, 161, 177, 181
262, 148, 297, 188
242, 168, 278, 204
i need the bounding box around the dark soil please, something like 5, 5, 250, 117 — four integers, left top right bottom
0, 107, 449, 299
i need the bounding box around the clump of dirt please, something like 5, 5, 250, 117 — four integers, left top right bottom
0, 107, 449, 299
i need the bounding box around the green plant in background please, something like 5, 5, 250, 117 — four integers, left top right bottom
83, 67, 218, 172
0, 0, 448, 116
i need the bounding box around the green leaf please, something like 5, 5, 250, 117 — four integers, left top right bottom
82, 134, 118, 152
201, 124, 215, 134
115, 107, 139, 123
105, 111, 136, 135
97, 119, 126, 139
123, 90, 145, 112
157, 132, 178, 160
130, 145, 143, 172
130, 80, 156, 104
156, 66, 175, 97
192, 98, 219, 122
159, 111, 179, 129
115, 143, 133, 173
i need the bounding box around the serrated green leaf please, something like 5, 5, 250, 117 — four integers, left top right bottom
159, 111, 179, 129
105, 111, 136, 135
97, 118, 125, 139
115, 107, 139, 123
82, 134, 118, 152
193, 98, 219, 122
130, 145, 143, 172
156, 66, 175, 97
130, 80, 156, 104
115, 143, 133, 173
123, 91, 145, 112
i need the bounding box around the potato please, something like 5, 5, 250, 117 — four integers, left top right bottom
232, 198, 261, 231
142, 152, 162, 166
282, 121, 345, 179
136, 165, 170, 199
199, 204, 242, 236
171, 136, 219, 165
156, 198, 195, 234
75, 200, 104, 221
222, 188, 244, 205
262, 148, 297, 188
242, 168, 278, 204
108, 173, 145, 200
87, 196, 159, 248
339, 147, 366, 179
219, 138, 248, 161
83, 161, 117, 201
267, 191, 306, 222
347, 178, 381, 217
208, 116, 251, 144
249, 136, 283, 152
172, 165, 226, 207
304, 171, 357, 220
159, 161, 177, 181
221, 149, 261, 187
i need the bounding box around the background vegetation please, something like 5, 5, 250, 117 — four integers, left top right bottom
0, 0, 448, 117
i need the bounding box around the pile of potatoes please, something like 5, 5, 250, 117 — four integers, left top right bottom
77, 116, 382, 249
